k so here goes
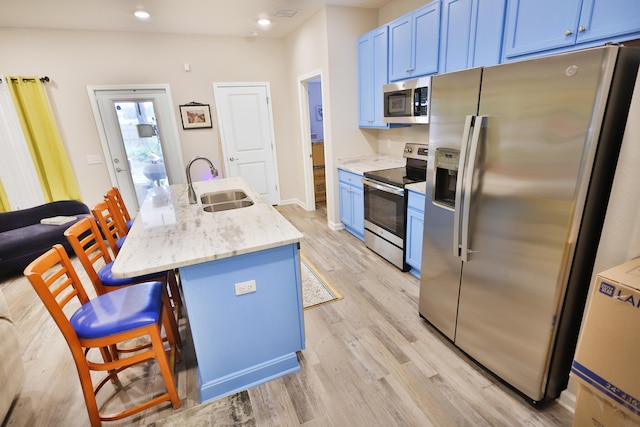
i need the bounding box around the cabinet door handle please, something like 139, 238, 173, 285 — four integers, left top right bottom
565, 29, 573, 36
578, 26, 586, 33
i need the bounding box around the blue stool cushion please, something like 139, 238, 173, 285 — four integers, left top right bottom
116, 236, 126, 249
70, 281, 163, 339
126, 219, 134, 230
98, 262, 165, 288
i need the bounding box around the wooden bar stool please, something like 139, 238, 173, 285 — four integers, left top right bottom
64, 217, 182, 349
102, 187, 183, 318
23, 244, 181, 427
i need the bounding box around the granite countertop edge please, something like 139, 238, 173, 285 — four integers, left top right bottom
406, 182, 426, 195
111, 177, 303, 278
337, 154, 405, 175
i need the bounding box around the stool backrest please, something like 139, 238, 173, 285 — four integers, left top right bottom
23, 244, 89, 349
91, 200, 123, 257
64, 216, 112, 295
104, 187, 130, 235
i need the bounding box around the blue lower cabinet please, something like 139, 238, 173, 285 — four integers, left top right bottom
406, 190, 425, 278
339, 169, 365, 240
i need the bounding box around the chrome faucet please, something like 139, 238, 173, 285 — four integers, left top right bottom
186, 156, 219, 204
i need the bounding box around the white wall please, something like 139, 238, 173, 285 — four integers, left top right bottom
563, 71, 640, 399
379, 0, 432, 23
0, 2, 431, 216
284, 6, 379, 225
0, 28, 292, 209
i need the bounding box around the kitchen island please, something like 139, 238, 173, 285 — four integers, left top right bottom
112, 177, 305, 403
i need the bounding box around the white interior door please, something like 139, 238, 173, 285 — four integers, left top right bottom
213, 83, 280, 205
89, 86, 185, 212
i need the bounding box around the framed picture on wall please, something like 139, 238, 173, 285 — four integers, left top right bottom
315, 105, 323, 121
179, 103, 213, 129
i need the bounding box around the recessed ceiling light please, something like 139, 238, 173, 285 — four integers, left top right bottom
134, 10, 151, 19
258, 18, 271, 26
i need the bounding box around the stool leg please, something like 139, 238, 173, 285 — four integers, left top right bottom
149, 324, 181, 409
167, 270, 183, 320
161, 286, 183, 350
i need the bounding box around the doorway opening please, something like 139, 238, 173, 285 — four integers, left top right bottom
88, 85, 185, 212
298, 71, 327, 212
308, 79, 326, 207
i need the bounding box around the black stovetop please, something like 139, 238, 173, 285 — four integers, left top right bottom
364, 158, 427, 188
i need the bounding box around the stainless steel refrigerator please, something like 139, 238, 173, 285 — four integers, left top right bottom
419, 45, 640, 404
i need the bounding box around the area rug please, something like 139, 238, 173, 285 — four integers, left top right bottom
301, 253, 343, 310
149, 390, 256, 426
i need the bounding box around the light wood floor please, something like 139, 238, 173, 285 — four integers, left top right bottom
1, 203, 574, 426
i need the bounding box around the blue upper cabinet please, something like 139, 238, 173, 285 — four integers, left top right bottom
358, 26, 392, 128
503, 0, 640, 61
389, 1, 441, 81
439, 0, 506, 73
577, 0, 640, 44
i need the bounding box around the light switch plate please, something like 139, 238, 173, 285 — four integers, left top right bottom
86, 154, 102, 165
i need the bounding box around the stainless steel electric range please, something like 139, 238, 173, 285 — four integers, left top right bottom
362, 143, 428, 271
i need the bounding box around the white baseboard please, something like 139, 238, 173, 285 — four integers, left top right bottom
557, 389, 576, 414
278, 198, 306, 208
328, 220, 344, 231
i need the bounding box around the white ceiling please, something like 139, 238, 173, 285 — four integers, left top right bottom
0, 0, 390, 39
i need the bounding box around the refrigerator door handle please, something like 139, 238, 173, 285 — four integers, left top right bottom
454, 115, 475, 258
461, 116, 486, 262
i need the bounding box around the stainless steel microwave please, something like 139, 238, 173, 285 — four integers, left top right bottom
383, 76, 430, 124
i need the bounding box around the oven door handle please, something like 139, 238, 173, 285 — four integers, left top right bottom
362, 178, 405, 196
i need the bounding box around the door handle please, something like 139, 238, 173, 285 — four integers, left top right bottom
460, 116, 486, 263
229, 157, 238, 162
115, 167, 123, 172
453, 115, 474, 258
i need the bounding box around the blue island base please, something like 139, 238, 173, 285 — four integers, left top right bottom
179, 243, 306, 404
200, 352, 301, 403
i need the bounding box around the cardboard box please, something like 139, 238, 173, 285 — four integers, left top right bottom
571, 258, 640, 419
574, 383, 640, 427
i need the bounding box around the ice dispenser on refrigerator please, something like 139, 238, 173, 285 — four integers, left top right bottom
433, 148, 459, 209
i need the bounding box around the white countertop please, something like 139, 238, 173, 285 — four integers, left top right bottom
338, 154, 427, 194
337, 154, 405, 175
406, 181, 426, 194
111, 176, 304, 278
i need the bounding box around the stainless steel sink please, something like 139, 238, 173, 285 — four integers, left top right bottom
203, 199, 254, 212
200, 190, 253, 212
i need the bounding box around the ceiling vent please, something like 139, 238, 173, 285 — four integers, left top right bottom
273, 9, 299, 18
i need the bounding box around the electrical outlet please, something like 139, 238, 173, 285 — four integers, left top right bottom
234, 280, 256, 296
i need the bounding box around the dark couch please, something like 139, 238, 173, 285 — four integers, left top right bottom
0, 200, 91, 275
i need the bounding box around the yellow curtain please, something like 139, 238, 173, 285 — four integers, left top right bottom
0, 180, 9, 212
7, 76, 80, 202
